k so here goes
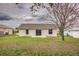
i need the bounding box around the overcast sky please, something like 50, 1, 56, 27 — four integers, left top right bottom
0, 3, 32, 16
0, 3, 49, 28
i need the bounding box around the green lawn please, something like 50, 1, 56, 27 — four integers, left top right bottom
0, 35, 79, 56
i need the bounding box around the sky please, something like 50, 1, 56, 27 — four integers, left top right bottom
0, 3, 49, 28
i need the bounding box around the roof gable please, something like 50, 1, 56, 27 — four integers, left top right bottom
0, 24, 12, 29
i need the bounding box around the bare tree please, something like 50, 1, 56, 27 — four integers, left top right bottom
30, 3, 79, 41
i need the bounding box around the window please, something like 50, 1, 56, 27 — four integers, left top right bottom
36, 29, 41, 36
26, 29, 29, 34
49, 29, 52, 34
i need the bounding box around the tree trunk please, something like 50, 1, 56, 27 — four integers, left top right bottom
61, 32, 64, 41
60, 30, 65, 41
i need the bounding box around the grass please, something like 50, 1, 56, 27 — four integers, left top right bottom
0, 35, 79, 56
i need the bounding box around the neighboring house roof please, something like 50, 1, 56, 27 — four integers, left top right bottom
18, 24, 57, 30
0, 24, 12, 29
68, 28, 79, 31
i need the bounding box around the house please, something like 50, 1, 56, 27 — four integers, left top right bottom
64, 28, 79, 38
17, 24, 58, 37
0, 24, 13, 35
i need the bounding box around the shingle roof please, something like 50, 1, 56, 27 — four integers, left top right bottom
0, 24, 12, 29
18, 24, 57, 30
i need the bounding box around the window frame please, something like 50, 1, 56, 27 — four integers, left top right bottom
48, 29, 53, 34
36, 29, 41, 36
26, 29, 29, 34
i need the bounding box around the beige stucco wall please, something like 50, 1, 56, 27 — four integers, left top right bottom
29, 30, 36, 37
17, 30, 26, 36
17, 29, 57, 37
7, 29, 13, 34
42, 30, 57, 37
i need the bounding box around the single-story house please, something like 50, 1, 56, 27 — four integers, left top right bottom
17, 24, 58, 37
0, 24, 13, 35
64, 28, 79, 38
